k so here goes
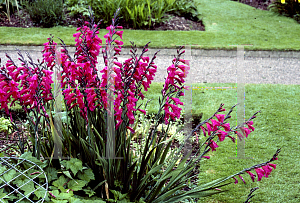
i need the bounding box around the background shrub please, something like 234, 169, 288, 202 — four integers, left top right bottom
166, 0, 201, 22
268, 0, 300, 23
22, 0, 65, 27
65, 0, 202, 29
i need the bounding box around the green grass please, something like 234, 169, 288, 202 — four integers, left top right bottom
0, 0, 300, 50
138, 82, 300, 203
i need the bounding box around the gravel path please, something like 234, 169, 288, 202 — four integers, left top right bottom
1, 46, 299, 85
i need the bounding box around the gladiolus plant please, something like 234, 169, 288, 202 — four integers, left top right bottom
0, 8, 281, 202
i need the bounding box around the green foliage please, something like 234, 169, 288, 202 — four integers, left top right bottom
21, 0, 65, 27
64, 0, 201, 29
0, 152, 100, 202
0, 117, 12, 134
268, 0, 300, 23
167, 0, 201, 22
0, 0, 21, 22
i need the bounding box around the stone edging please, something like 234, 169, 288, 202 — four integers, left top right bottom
1, 45, 300, 58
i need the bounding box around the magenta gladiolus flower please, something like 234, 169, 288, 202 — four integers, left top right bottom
137, 109, 146, 115
235, 130, 244, 141
233, 177, 238, 184
209, 140, 219, 151
227, 135, 236, 143
170, 97, 183, 105
126, 126, 135, 134
246, 171, 257, 182
215, 114, 225, 123
268, 163, 277, 169
246, 120, 255, 131
210, 119, 220, 131
206, 123, 213, 136
262, 164, 273, 178
254, 168, 265, 181
200, 126, 207, 137
115, 31, 123, 39
238, 175, 246, 184
240, 127, 251, 138
221, 123, 231, 131
216, 130, 228, 142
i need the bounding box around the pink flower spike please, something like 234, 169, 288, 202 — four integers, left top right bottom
215, 188, 221, 191
246, 171, 256, 182
116, 26, 123, 29
233, 177, 238, 184
215, 114, 225, 123
202, 156, 210, 159
238, 175, 246, 184
106, 25, 114, 31
255, 168, 265, 181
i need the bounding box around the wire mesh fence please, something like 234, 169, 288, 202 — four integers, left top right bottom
0, 157, 48, 203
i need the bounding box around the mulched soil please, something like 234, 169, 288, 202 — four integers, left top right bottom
0, 7, 205, 31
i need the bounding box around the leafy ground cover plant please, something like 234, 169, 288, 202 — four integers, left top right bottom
0, 7, 281, 203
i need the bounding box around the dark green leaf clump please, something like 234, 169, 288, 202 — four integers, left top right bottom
268, 0, 300, 23
22, 0, 65, 28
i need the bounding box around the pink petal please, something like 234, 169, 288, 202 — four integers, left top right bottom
246, 171, 256, 182
255, 168, 265, 181
238, 175, 246, 184
137, 109, 146, 115
211, 119, 221, 131
200, 126, 207, 137
221, 123, 231, 131
233, 177, 238, 184
215, 114, 225, 123
268, 163, 277, 169
126, 126, 135, 134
